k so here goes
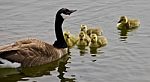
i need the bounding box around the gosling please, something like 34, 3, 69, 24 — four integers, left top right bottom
80, 24, 91, 42
89, 34, 108, 48
76, 31, 90, 49
80, 24, 103, 36
63, 31, 76, 48
117, 16, 140, 30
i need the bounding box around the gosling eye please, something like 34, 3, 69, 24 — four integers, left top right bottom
64, 34, 67, 36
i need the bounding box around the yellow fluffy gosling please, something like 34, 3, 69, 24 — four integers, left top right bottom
80, 24, 91, 42
76, 31, 90, 49
89, 34, 108, 48
117, 16, 140, 30
80, 24, 103, 36
63, 31, 76, 48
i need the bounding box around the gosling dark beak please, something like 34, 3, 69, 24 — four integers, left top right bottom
118, 19, 123, 23
67, 36, 70, 38
81, 29, 84, 31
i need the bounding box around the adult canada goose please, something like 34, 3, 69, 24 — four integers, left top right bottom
117, 16, 140, 30
80, 24, 103, 36
0, 8, 76, 68
89, 34, 108, 48
63, 31, 77, 48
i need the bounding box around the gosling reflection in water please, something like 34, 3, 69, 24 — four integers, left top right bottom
119, 28, 129, 41
118, 26, 138, 41
90, 47, 98, 54
78, 46, 88, 56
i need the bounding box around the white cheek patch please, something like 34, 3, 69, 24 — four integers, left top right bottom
61, 13, 70, 19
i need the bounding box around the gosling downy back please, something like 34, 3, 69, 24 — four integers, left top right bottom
97, 36, 108, 47
80, 24, 103, 36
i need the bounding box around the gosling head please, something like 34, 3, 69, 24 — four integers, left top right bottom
57, 8, 77, 20
90, 34, 98, 43
64, 31, 71, 39
79, 31, 85, 40
118, 16, 128, 23
87, 29, 93, 36
80, 24, 88, 33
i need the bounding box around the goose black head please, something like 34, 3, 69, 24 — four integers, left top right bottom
57, 8, 77, 19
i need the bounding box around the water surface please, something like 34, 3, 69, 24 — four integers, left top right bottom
0, 0, 150, 82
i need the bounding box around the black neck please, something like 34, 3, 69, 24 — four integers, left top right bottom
53, 13, 67, 48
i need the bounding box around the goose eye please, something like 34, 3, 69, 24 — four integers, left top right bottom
62, 9, 70, 15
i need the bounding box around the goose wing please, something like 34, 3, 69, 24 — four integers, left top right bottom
0, 39, 66, 67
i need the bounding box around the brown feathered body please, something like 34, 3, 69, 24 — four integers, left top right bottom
0, 39, 67, 67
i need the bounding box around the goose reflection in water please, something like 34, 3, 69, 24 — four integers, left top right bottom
0, 54, 76, 82
57, 59, 76, 82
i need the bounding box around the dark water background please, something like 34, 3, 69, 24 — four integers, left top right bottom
0, 0, 150, 82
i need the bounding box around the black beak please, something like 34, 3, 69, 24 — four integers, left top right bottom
69, 10, 77, 14
118, 19, 123, 23
67, 36, 70, 38
81, 29, 84, 31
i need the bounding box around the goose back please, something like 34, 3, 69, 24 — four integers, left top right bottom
0, 39, 67, 67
